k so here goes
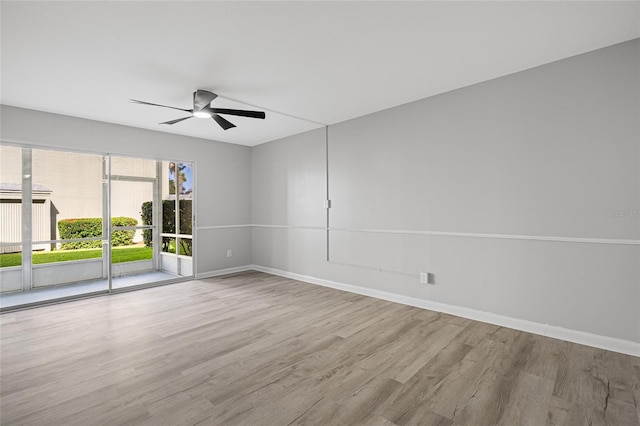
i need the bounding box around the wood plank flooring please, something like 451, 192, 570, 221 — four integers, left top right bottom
1, 271, 639, 425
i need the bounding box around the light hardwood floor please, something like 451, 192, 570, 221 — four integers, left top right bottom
1, 271, 639, 425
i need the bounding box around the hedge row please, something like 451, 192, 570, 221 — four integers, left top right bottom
141, 200, 192, 255
58, 217, 137, 249
140, 200, 192, 243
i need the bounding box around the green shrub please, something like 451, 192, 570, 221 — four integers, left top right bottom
141, 201, 153, 247
141, 200, 192, 251
140, 200, 193, 256
58, 218, 101, 249
58, 217, 137, 249
111, 217, 138, 247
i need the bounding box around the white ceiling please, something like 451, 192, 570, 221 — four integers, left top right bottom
2, 1, 639, 146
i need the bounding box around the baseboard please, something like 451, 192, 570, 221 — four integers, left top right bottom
195, 265, 253, 280
250, 264, 640, 358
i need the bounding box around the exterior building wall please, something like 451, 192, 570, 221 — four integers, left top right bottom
0, 146, 167, 246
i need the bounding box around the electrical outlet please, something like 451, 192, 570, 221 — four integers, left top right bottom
226, 250, 232, 257
420, 272, 435, 285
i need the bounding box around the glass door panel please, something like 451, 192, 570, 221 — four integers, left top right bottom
1, 147, 108, 309
30, 149, 107, 291
160, 161, 194, 278
178, 162, 193, 236
0, 146, 24, 294
1, 148, 196, 310
110, 176, 157, 288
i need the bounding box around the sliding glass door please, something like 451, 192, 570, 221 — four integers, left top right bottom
159, 161, 194, 277
0, 146, 109, 305
30, 148, 108, 290
0, 144, 195, 309
108, 157, 194, 289
109, 156, 158, 289
0, 145, 25, 294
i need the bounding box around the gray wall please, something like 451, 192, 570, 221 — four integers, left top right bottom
0, 105, 252, 275
252, 39, 640, 344
2, 39, 638, 346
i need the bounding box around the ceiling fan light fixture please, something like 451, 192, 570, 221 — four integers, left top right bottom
193, 110, 212, 118
131, 90, 265, 130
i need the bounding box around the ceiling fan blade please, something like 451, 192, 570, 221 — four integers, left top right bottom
210, 108, 266, 119
193, 90, 217, 111
130, 99, 192, 113
212, 114, 236, 130
159, 116, 193, 125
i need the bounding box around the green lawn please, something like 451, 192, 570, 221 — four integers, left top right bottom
0, 246, 153, 268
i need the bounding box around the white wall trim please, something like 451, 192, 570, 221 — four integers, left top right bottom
250, 223, 640, 246
197, 224, 252, 230
330, 227, 640, 246
252, 224, 326, 230
249, 264, 640, 357
194, 265, 253, 279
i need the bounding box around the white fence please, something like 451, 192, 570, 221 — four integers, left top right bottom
0, 200, 52, 253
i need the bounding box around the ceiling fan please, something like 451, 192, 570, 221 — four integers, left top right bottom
130, 89, 266, 130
